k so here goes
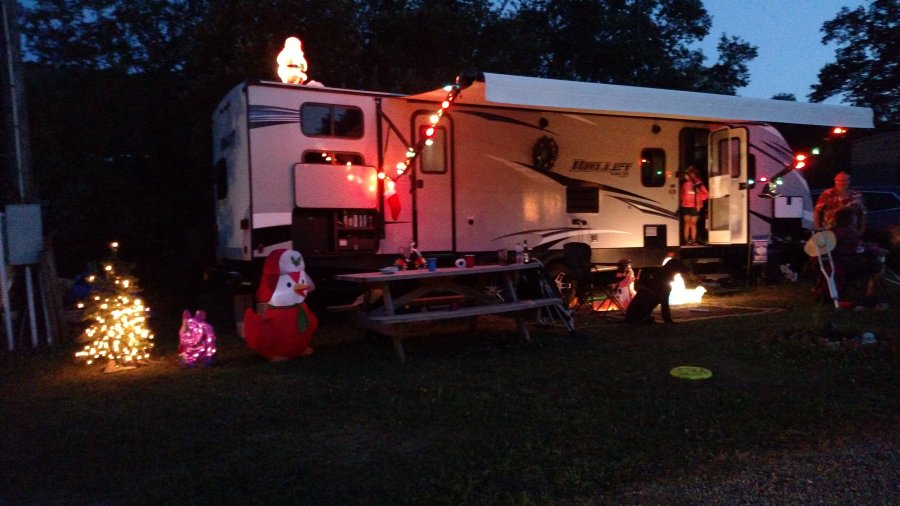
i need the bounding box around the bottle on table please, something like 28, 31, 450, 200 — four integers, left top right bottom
523, 240, 530, 263
515, 243, 524, 264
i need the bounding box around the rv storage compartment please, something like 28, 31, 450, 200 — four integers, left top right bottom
643, 225, 667, 249
336, 209, 377, 252
338, 236, 377, 251
293, 207, 378, 254
293, 209, 332, 254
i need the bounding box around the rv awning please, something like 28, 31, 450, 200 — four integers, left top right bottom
408, 72, 874, 128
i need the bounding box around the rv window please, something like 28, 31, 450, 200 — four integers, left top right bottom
747, 154, 756, 185
679, 128, 708, 170
419, 125, 447, 174
301, 151, 365, 165
300, 103, 363, 138
640, 148, 666, 187
215, 159, 227, 200
333, 108, 363, 137
715, 137, 741, 177
567, 187, 599, 213
729, 138, 740, 177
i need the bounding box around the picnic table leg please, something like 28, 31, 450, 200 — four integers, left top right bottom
516, 315, 531, 341
391, 336, 406, 362
382, 285, 396, 315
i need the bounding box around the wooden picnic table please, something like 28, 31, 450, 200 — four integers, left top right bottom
335, 262, 575, 361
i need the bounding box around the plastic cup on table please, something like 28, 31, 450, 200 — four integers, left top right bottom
464, 255, 475, 268
426, 257, 437, 272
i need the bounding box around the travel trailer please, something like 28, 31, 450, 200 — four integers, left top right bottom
212, 72, 874, 289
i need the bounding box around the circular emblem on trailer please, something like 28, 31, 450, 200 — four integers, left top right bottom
532, 135, 559, 171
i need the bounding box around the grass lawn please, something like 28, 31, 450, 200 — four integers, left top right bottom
2, 281, 898, 504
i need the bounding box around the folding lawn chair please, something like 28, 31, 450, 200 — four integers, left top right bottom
804, 230, 840, 309
591, 269, 628, 319
562, 243, 600, 316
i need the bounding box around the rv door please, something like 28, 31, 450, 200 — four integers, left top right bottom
412, 112, 454, 251
707, 127, 749, 244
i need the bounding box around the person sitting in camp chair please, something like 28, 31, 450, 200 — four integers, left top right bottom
831, 207, 888, 308
613, 258, 636, 310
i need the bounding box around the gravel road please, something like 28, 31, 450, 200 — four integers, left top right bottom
605, 434, 899, 505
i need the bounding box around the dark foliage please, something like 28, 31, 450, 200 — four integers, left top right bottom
810, 0, 900, 126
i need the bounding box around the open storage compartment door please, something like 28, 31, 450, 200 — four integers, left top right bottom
293, 163, 380, 253
294, 163, 379, 209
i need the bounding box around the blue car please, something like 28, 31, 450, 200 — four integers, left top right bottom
860, 186, 900, 247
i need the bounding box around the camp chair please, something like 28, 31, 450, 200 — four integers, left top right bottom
531, 259, 578, 330
884, 269, 900, 288
562, 242, 605, 318
804, 230, 839, 309
587, 267, 628, 319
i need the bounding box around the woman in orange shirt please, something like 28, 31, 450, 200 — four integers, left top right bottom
680, 166, 709, 245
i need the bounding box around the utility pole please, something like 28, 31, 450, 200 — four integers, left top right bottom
2, 0, 52, 351
2, 0, 34, 202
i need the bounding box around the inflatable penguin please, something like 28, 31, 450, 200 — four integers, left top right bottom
243, 249, 318, 361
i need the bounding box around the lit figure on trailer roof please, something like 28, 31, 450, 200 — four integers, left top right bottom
277, 37, 308, 84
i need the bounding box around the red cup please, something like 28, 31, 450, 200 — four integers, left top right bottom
464, 254, 475, 268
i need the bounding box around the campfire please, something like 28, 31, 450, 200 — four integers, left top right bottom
668, 272, 706, 305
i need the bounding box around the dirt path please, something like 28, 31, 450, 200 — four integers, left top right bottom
604, 433, 899, 505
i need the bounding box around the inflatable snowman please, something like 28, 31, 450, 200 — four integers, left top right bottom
243, 249, 318, 361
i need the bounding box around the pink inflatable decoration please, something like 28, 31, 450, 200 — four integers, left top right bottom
178, 310, 217, 367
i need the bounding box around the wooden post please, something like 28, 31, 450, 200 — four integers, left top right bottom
40, 244, 67, 342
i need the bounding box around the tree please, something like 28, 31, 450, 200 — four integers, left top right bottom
695, 34, 757, 95
350, 0, 504, 93
771, 93, 797, 101
19, 4, 222, 312
74, 242, 155, 371
810, 0, 900, 126
478, 0, 756, 95
20, 0, 206, 74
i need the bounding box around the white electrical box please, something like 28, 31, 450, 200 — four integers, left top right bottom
5, 204, 43, 265
774, 195, 803, 219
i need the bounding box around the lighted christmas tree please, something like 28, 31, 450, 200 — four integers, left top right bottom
74, 242, 154, 370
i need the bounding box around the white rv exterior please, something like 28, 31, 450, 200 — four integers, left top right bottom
212, 73, 874, 280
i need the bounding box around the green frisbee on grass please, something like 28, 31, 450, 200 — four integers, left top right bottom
670, 366, 712, 380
